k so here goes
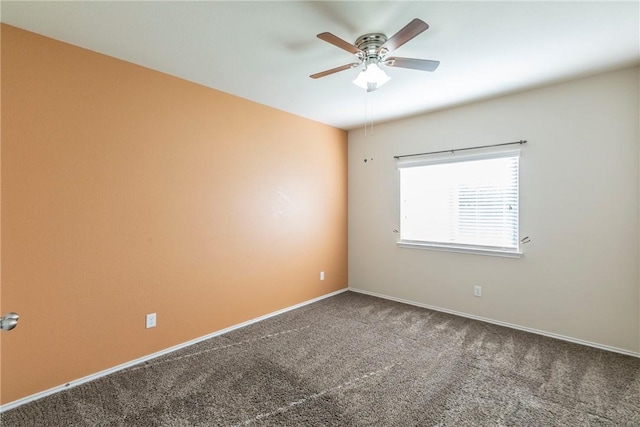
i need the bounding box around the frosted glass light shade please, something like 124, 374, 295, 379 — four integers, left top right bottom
353, 63, 390, 92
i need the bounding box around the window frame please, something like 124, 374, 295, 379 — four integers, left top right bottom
397, 148, 523, 258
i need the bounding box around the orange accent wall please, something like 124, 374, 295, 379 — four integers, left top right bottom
0, 24, 348, 405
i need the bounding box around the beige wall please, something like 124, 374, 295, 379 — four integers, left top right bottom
0, 25, 348, 404
349, 66, 640, 354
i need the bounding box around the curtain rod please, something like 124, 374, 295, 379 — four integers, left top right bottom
393, 140, 527, 160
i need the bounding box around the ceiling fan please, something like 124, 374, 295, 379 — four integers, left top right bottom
310, 18, 440, 92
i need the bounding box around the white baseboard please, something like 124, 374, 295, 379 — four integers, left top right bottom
0, 288, 348, 413
348, 287, 640, 358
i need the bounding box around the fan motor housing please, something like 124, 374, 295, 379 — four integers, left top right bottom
355, 33, 388, 58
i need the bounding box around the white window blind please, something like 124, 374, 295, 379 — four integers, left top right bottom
398, 150, 521, 257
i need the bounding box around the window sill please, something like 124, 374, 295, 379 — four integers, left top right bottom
397, 241, 523, 258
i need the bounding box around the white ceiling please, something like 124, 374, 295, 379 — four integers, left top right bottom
2, 1, 639, 130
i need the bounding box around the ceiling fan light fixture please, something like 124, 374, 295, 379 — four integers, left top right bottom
352, 62, 390, 92
312, 19, 437, 94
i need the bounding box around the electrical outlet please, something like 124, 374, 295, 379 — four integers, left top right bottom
320, 271, 325, 280
146, 313, 157, 329
474, 286, 482, 297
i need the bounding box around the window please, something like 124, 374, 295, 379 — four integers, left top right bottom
398, 149, 521, 258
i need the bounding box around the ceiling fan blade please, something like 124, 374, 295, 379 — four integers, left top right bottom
385, 57, 440, 72
317, 32, 362, 55
378, 19, 429, 54
310, 63, 360, 79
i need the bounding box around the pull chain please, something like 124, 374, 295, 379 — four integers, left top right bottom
363, 92, 374, 137
362, 91, 376, 165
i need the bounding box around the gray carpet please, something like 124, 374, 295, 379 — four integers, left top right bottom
2, 291, 639, 426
